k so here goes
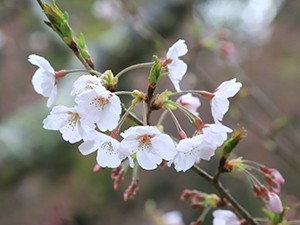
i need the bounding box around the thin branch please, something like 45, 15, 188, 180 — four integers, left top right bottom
191, 165, 259, 225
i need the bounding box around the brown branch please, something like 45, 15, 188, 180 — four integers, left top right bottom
191, 165, 258, 225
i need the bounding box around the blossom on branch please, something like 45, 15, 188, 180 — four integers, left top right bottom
176, 93, 201, 116
28, 54, 58, 107
79, 130, 121, 168
171, 123, 232, 172
212, 209, 240, 225
71, 74, 104, 96
75, 87, 122, 131
165, 39, 188, 92
211, 78, 242, 122
43, 105, 94, 143
118, 126, 176, 170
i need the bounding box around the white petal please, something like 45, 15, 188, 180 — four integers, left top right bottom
151, 133, 176, 160
71, 75, 104, 96
96, 139, 121, 168
79, 140, 98, 155
43, 106, 72, 130
176, 93, 201, 116
211, 97, 230, 122
60, 122, 82, 143
173, 152, 196, 172
136, 150, 161, 170
167, 59, 187, 92
118, 138, 139, 159
28, 54, 55, 73
32, 70, 55, 96
167, 39, 188, 59
46, 86, 57, 107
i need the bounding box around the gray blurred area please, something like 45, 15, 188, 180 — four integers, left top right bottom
0, 0, 300, 224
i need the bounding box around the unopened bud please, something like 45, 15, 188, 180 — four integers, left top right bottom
93, 164, 102, 173
124, 181, 139, 202
131, 90, 146, 106
149, 55, 163, 86
151, 90, 173, 110
222, 129, 245, 157
102, 70, 117, 91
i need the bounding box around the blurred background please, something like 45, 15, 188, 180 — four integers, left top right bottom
0, 0, 300, 224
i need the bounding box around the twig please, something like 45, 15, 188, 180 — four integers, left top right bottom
192, 165, 259, 225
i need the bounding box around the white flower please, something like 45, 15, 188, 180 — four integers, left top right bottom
172, 134, 218, 172
166, 39, 188, 92
211, 78, 242, 122
265, 192, 283, 214
202, 123, 233, 148
71, 74, 104, 96
212, 209, 240, 225
75, 88, 122, 131
171, 123, 232, 172
162, 211, 185, 225
176, 93, 201, 116
28, 54, 57, 107
43, 105, 95, 143
79, 130, 121, 168
119, 126, 176, 170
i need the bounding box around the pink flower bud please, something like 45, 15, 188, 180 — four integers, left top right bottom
123, 181, 139, 202
265, 192, 283, 214
93, 164, 102, 173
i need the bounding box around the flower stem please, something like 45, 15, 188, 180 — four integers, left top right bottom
157, 110, 168, 126
115, 62, 154, 79
167, 108, 185, 137
114, 91, 133, 96
191, 165, 259, 225
63, 69, 102, 77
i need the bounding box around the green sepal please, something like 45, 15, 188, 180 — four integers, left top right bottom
222, 130, 244, 157
77, 33, 90, 59
149, 55, 162, 86
43, 0, 74, 45
151, 90, 174, 110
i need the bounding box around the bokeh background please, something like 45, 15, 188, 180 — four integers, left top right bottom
0, 0, 300, 224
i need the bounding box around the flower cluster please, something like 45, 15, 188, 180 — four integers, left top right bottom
29, 32, 286, 224
29, 40, 241, 173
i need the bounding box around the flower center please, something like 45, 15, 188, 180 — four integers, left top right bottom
138, 134, 153, 151
101, 141, 114, 155
85, 81, 95, 90
91, 97, 109, 110
66, 112, 80, 130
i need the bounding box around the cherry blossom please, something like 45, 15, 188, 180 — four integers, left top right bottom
172, 123, 232, 172
212, 209, 240, 225
172, 135, 208, 172
28, 54, 57, 107
79, 130, 121, 168
265, 191, 283, 214
75, 87, 122, 131
176, 93, 201, 116
43, 105, 94, 143
118, 126, 176, 170
71, 74, 104, 96
211, 78, 242, 122
165, 39, 188, 92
